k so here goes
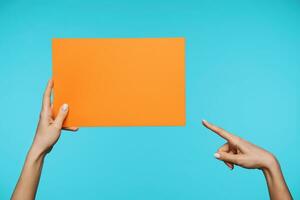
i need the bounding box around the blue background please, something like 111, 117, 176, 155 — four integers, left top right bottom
0, 0, 299, 199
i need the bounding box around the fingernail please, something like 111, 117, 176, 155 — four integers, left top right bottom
214, 153, 220, 158
202, 120, 207, 123
227, 165, 233, 170
62, 103, 68, 112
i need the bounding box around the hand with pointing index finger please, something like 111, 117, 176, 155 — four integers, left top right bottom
202, 120, 293, 200
202, 120, 276, 170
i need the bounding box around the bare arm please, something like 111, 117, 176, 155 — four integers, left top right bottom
202, 120, 292, 200
11, 80, 78, 200
263, 159, 292, 200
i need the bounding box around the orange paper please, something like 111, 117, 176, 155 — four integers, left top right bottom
52, 38, 185, 127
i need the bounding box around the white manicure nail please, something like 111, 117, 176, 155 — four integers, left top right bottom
62, 103, 68, 112
214, 153, 220, 158
202, 120, 207, 123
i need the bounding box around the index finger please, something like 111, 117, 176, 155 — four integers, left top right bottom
42, 79, 53, 112
202, 120, 236, 141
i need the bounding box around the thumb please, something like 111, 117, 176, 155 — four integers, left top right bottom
214, 152, 241, 165
53, 103, 69, 129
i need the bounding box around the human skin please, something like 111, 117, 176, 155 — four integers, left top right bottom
10, 79, 292, 200
202, 120, 293, 200
11, 80, 78, 200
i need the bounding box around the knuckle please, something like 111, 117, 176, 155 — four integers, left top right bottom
40, 109, 51, 119
237, 136, 243, 142
235, 159, 243, 166
232, 158, 239, 165
52, 122, 61, 130
39, 111, 47, 119
232, 136, 242, 145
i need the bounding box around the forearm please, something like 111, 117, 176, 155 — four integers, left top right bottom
11, 147, 46, 200
262, 158, 292, 200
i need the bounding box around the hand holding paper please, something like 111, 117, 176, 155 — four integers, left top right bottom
202, 120, 292, 200
11, 80, 77, 200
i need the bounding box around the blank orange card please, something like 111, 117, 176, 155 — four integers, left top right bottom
52, 38, 185, 127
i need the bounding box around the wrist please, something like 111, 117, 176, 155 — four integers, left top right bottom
27, 145, 47, 163
261, 153, 278, 170
262, 155, 281, 177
